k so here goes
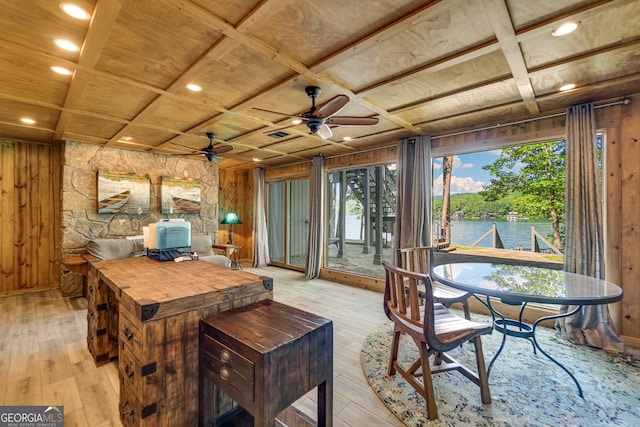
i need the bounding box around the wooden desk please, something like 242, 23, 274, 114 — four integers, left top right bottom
86, 257, 273, 427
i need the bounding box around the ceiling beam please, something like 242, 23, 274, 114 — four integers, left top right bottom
481, 0, 539, 115
54, 0, 125, 140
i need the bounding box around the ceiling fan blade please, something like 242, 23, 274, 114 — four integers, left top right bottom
212, 145, 233, 155
326, 116, 380, 126
252, 107, 301, 119
317, 124, 333, 139
314, 95, 349, 118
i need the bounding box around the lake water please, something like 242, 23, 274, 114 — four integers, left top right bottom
449, 220, 555, 250
344, 216, 556, 251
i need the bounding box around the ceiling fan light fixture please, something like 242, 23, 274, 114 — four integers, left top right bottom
552, 22, 578, 37
60, 3, 91, 20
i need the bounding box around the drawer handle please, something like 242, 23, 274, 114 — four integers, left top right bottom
219, 367, 231, 381
124, 363, 134, 379
119, 401, 134, 416
123, 327, 133, 341
220, 349, 232, 364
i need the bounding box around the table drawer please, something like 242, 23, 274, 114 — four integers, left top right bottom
119, 308, 142, 356
119, 345, 160, 404
201, 335, 254, 404
119, 381, 158, 427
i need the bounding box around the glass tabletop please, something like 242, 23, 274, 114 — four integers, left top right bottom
432, 263, 623, 305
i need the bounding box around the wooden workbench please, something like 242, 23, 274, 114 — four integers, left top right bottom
86, 256, 273, 427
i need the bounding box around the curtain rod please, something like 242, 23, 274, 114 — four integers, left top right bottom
431, 97, 631, 140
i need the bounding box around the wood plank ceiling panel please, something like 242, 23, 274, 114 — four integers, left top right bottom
1, 0, 639, 169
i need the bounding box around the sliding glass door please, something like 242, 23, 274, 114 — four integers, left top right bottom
267, 179, 309, 270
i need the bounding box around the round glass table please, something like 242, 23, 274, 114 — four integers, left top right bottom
432, 262, 623, 397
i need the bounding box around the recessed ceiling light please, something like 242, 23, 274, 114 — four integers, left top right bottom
342, 136, 352, 141
252, 158, 261, 162
50, 66, 73, 75
60, 3, 90, 20
122, 136, 133, 141
560, 83, 576, 91
552, 22, 578, 37
291, 119, 303, 125
186, 83, 202, 92
21, 118, 36, 124
54, 39, 79, 51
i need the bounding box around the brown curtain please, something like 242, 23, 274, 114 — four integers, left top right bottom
251, 168, 270, 267
557, 103, 624, 351
305, 155, 324, 279
394, 136, 432, 262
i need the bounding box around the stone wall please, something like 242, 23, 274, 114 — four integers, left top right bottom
60, 141, 219, 295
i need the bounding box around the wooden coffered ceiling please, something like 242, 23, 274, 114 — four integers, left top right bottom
1, 0, 639, 169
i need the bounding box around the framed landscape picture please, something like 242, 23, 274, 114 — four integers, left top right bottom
98, 171, 151, 214
161, 176, 201, 214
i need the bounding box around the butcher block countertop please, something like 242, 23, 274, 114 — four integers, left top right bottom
91, 257, 273, 322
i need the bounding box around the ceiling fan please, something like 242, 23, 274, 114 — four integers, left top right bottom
253, 86, 379, 139
169, 132, 232, 162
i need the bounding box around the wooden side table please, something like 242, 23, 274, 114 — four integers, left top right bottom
199, 299, 333, 427
212, 243, 242, 269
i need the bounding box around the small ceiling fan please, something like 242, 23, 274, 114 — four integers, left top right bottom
169, 132, 232, 162
253, 86, 379, 139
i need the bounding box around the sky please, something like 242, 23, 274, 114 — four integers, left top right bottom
432, 149, 502, 196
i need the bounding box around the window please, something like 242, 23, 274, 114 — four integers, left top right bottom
324, 164, 396, 277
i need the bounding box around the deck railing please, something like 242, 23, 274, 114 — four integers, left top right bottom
469, 223, 562, 254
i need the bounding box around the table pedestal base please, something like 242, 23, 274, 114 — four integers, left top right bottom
484, 297, 584, 397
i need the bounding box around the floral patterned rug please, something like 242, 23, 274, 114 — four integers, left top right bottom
361, 321, 640, 426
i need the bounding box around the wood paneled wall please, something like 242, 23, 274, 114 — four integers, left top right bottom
218, 169, 253, 261
615, 96, 640, 346
0, 140, 60, 295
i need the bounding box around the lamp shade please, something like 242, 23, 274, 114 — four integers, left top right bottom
221, 212, 242, 225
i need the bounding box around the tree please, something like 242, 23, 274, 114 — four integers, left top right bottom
480, 141, 565, 249
440, 155, 453, 243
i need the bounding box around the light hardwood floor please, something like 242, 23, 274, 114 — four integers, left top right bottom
0, 266, 403, 427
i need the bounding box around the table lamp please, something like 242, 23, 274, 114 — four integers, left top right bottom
221, 212, 242, 244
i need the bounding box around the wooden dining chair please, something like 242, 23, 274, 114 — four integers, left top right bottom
398, 246, 472, 319
383, 262, 492, 420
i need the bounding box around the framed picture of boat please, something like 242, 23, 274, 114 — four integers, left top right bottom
161, 176, 201, 214
98, 171, 151, 215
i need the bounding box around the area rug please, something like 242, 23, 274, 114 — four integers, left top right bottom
361, 320, 640, 426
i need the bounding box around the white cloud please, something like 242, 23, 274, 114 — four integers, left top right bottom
433, 174, 485, 196
453, 155, 474, 169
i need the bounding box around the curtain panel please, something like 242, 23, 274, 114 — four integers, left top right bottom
252, 168, 270, 267
305, 155, 324, 279
393, 136, 432, 263
558, 102, 624, 351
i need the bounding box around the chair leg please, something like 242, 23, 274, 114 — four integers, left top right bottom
388, 328, 401, 376
462, 299, 471, 320
472, 336, 491, 404
419, 341, 438, 420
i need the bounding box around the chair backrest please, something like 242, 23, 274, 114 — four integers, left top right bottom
383, 261, 472, 352
383, 261, 435, 329
398, 247, 435, 275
